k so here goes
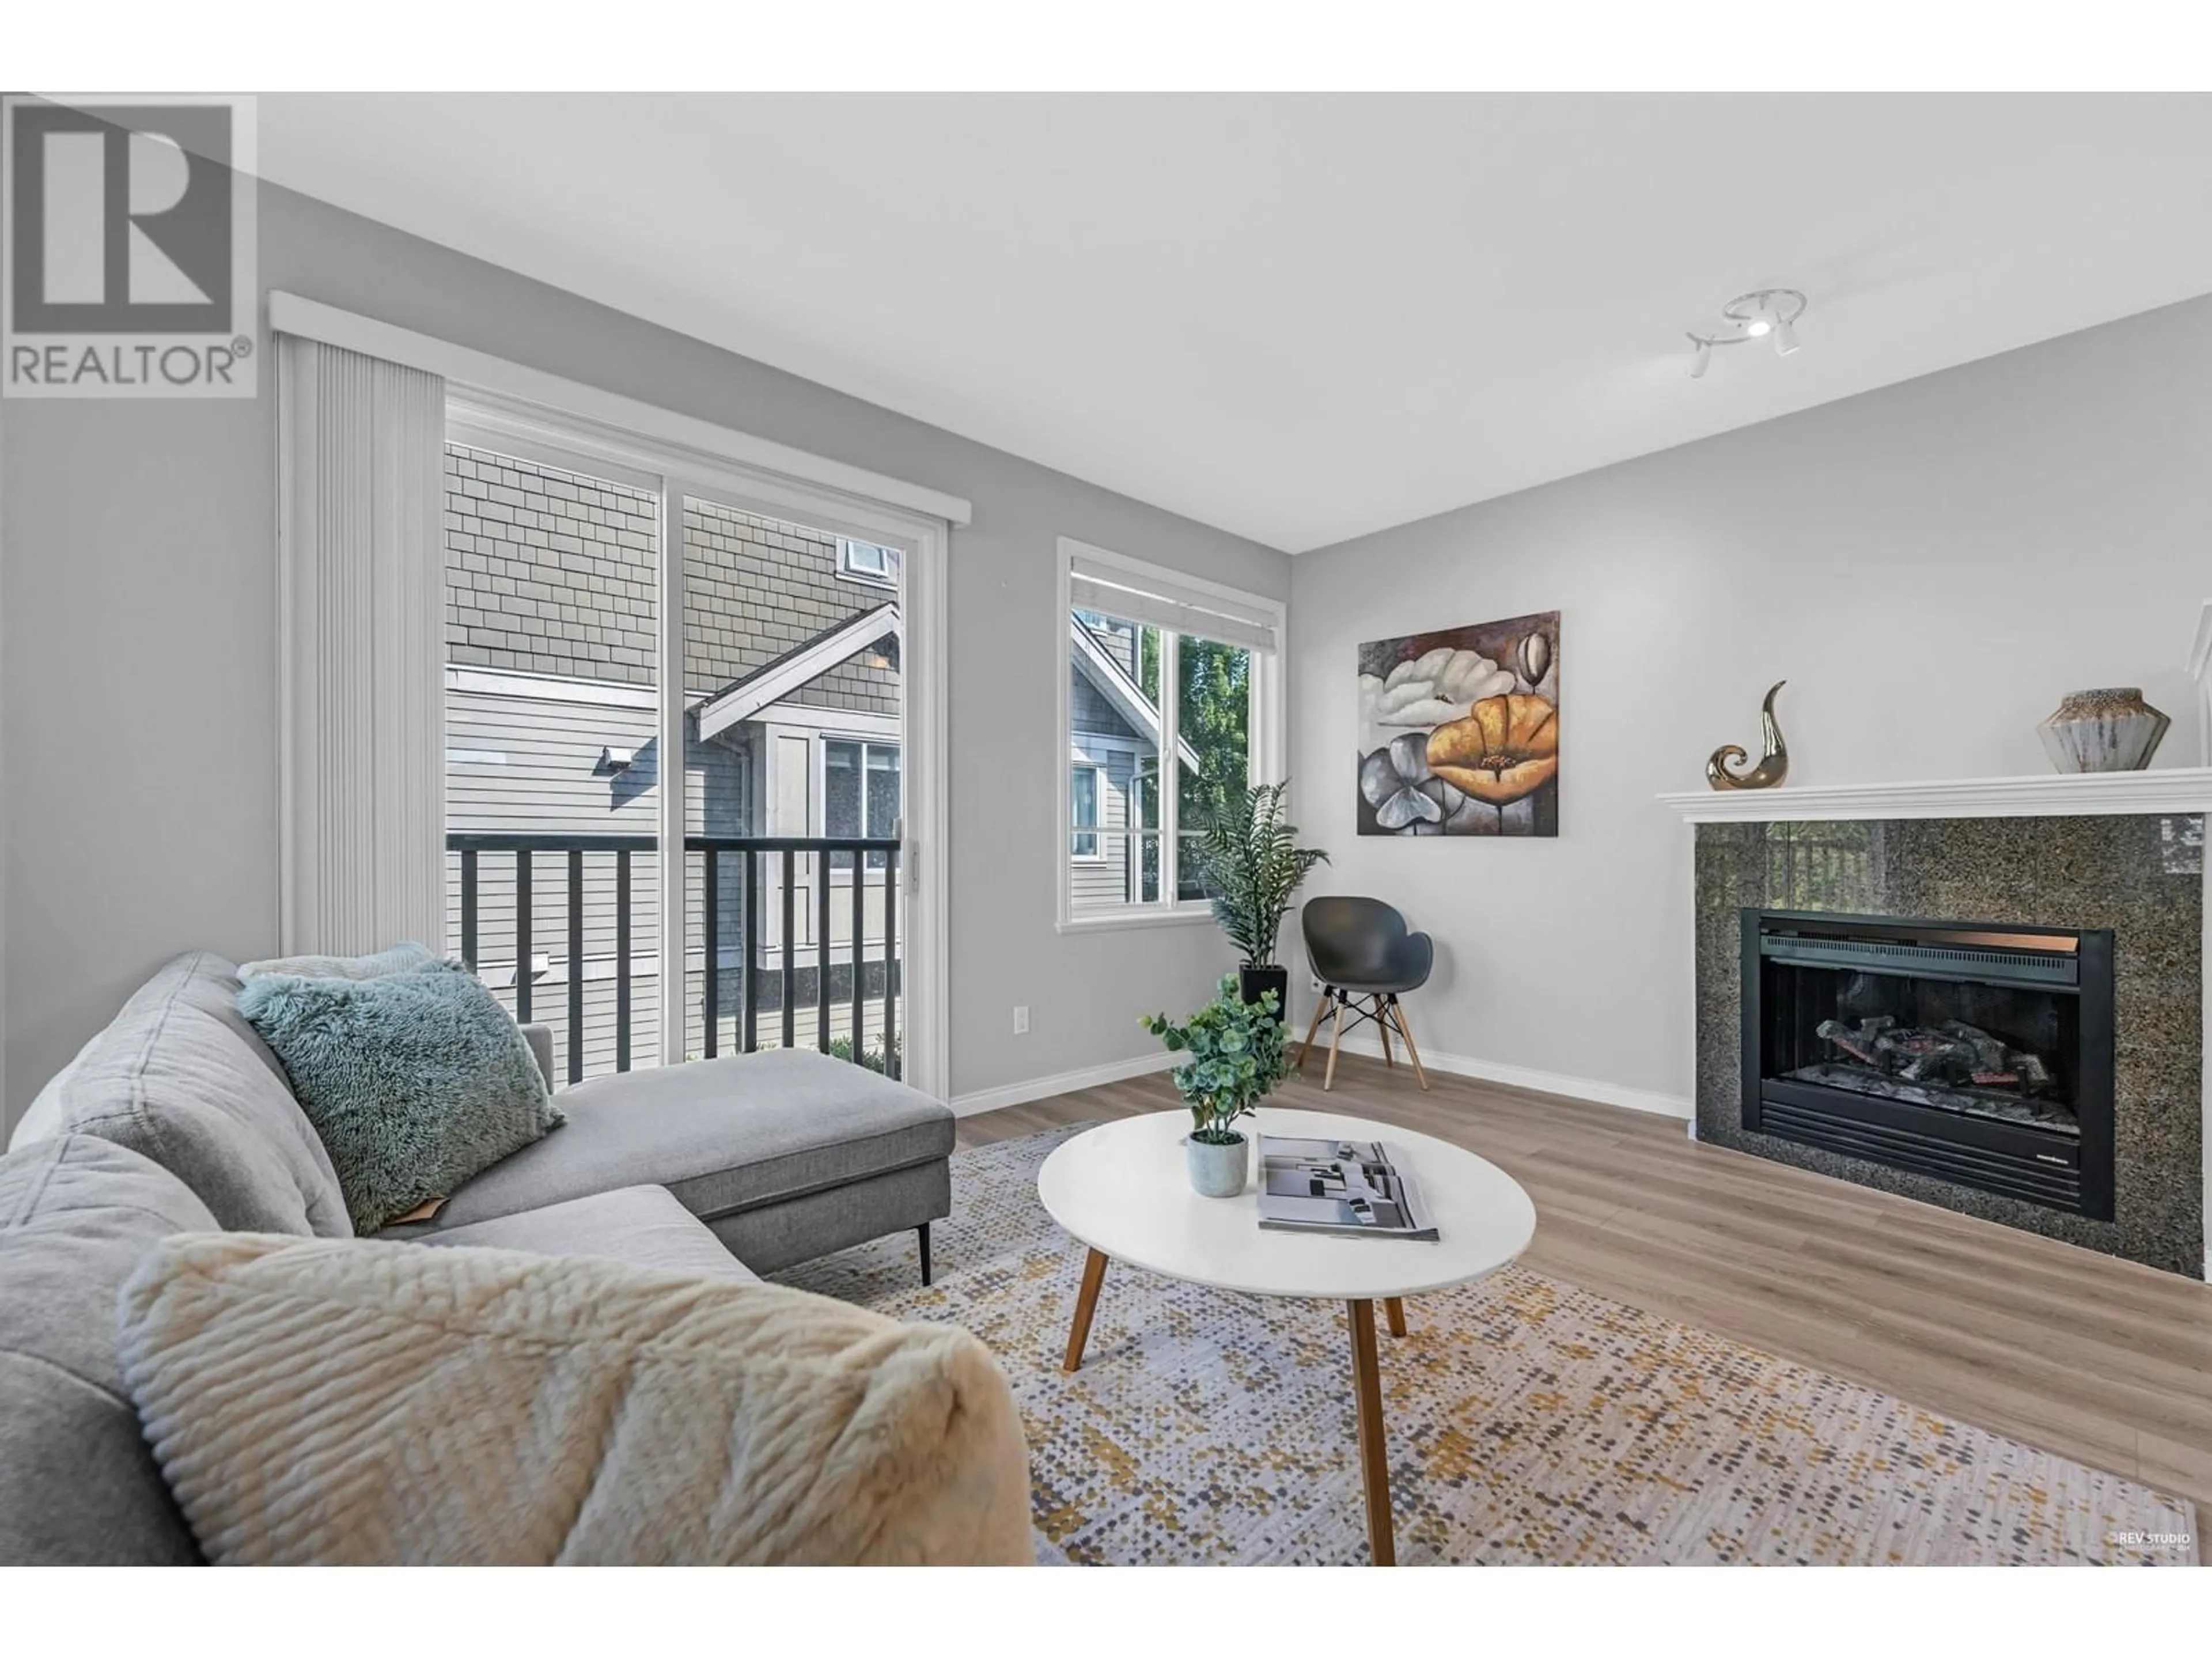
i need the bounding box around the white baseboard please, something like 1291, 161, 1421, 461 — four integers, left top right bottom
1328, 1034, 1693, 1121
949, 1037, 1692, 1126
949, 1049, 1177, 1119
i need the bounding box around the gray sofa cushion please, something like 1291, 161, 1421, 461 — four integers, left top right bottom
385, 1050, 954, 1236
412, 1186, 759, 1282
11, 953, 351, 1237
0, 1134, 217, 1565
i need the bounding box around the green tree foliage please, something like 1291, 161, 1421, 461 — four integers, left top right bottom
1177, 637, 1251, 835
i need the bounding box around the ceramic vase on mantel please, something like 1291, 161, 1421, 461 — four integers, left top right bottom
2037, 688, 2171, 774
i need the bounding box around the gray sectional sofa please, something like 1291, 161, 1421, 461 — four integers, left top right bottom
0, 950, 957, 1565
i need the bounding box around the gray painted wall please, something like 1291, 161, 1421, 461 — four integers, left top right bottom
0, 176, 1287, 1127
1290, 293, 2212, 1115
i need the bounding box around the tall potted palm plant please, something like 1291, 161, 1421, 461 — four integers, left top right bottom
1187, 781, 1329, 1010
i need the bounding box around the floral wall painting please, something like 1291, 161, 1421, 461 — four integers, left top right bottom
1357, 611, 1560, 837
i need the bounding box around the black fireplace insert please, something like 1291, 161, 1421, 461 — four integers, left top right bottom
1741, 910, 2114, 1219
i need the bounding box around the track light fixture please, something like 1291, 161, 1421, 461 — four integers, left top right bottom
1685, 288, 1807, 378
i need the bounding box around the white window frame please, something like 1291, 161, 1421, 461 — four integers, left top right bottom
1069, 762, 1107, 861
836, 536, 902, 589
1054, 536, 1285, 933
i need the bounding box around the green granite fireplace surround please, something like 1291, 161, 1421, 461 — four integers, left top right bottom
1693, 813, 2203, 1278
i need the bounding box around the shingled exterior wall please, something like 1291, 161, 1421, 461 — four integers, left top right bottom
444, 445, 659, 685
680, 497, 899, 711
444, 443, 899, 712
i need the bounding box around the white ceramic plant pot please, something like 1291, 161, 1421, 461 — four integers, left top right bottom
1184, 1132, 1249, 1198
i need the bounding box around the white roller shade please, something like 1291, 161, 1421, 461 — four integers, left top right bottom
1067, 556, 1279, 654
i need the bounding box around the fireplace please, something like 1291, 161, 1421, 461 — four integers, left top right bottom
1742, 910, 2115, 1219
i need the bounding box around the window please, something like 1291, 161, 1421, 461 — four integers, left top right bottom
827, 738, 900, 868
838, 538, 901, 588
1057, 539, 1283, 928
1070, 764, 1104, 858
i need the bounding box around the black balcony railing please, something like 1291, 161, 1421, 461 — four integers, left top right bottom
446, 832, 902, 1085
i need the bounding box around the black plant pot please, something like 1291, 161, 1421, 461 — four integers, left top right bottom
1238, 964, 1290, 1013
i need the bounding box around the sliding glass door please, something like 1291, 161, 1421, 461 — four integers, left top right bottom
440, 404, 939, 1092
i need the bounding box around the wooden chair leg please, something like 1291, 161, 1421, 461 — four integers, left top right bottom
1296, 988, 1330, 1074
1376, 995, 1394, 1067
1323, 992, 1347, 1091
1388, 997, 1430, 1092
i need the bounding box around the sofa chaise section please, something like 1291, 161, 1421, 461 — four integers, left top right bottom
378, 1048, 955, 1277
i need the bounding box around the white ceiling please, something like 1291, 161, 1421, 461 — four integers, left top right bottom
255, 93, 2212, 552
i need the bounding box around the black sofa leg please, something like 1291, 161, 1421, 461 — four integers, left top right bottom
918, 1222, 933, 1287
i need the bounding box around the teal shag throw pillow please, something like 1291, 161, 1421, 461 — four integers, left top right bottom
238, 962, 562, 1234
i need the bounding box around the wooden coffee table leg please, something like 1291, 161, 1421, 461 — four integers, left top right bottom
1062, 1248, 1109, 1373
1347, 1298, 1396, 1566
1384, 1296, 1407, 1338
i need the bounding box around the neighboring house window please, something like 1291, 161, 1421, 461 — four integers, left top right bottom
838, 539, 901, 588
827, 738, 900, 868
1070, 764, 1104, 858
1058, 539, 1283, 927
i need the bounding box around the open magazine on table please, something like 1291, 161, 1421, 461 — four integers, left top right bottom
1255, 1135, 1438, 1241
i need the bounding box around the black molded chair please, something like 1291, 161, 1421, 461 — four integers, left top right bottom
1297, 896, 1433, 1092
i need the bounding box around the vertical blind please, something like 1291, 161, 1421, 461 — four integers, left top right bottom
275, 336, 448, 955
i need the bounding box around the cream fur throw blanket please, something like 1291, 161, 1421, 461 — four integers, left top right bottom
118, 1233, 1035, 1565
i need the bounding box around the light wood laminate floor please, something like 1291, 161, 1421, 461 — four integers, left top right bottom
958, 1054, 2212, 1512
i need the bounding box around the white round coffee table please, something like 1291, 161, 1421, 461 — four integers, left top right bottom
1037, 1107, 1536, 1566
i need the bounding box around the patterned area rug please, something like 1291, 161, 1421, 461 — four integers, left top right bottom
774, 1126, 2195, 1565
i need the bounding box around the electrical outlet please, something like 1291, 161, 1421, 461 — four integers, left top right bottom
1013, 1005, 1030, 1035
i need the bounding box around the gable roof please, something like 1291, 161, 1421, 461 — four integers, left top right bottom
693, 600, 901, 741
1069, 617, 1200, 772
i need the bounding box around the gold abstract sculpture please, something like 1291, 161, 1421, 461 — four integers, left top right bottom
1707, 681, 1789, 791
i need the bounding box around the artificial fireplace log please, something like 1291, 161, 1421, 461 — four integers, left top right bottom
1813, 1019, 1883, 1066
1814, 1016, 2056, 1096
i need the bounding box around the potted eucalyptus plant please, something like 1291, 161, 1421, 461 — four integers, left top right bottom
1187, 781, 1330, 1010
1141, 975, 1290, 1196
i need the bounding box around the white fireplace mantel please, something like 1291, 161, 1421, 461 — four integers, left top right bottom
1657, 768, 2212, 824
